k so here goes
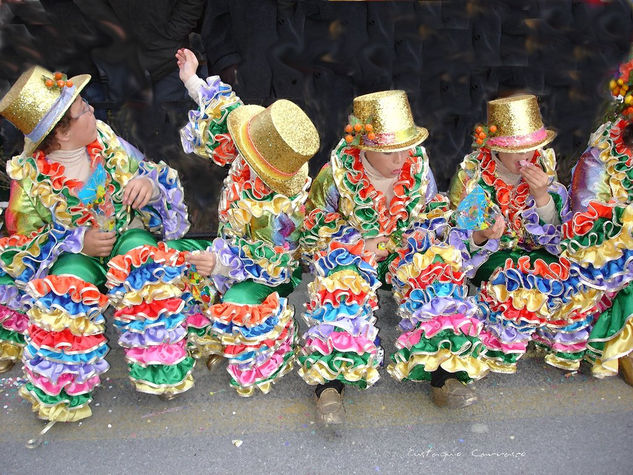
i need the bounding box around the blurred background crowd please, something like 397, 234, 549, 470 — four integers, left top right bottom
1, 0, 632, 234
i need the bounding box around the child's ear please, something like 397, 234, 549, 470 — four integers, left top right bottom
55, 126, 72, 146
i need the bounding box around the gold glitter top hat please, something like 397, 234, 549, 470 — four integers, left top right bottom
227, 99, 320, 197
485, 94, 556, 153
0, 65, 91, 155
348, 90, 428, 152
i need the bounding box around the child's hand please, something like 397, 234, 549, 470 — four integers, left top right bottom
520, 163, 552, 207
176, 48, 198, 84
123, 177, 153, 209
472, 215, 505, 246
186, 251, 216, 277
365, 236, 390, 261
82, 229, 117, 257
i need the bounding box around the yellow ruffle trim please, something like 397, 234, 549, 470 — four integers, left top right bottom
482, 356, 519, 374
0, 340, 23, 361
394, 246, 465, 283
233, 357, 295, 397
187, 334, 224, 359
116, 282, 181, 307
547, 287, 603, 322
28, 307, 105, 336
211, 305, 294, 346
487, 284, 549, 314
564, 205, 633, 267
130, 374, 195, 396
225, 193, 306, 235
298, 359, 380, 387
387, 348, 489, 381
589, 317, 633, 378
544, 354, 581, 371
19, 386, 92, 422
308, 269, 377, 296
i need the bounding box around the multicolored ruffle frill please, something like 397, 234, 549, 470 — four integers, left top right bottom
298, 240, 382, 389
477, 254, 599, 372
561, 201, 633, 376
0, 276, 31, 363
107, 243, 195, 397
181, 266, 221, 360
388, 223, 489, 382
180, 75, 242, 167
19, 275, 109, 422
207, 292, 298, 396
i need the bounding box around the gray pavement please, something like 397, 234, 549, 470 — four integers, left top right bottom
1, 279, 632, 475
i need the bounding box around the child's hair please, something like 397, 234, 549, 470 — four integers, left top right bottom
37, 110, 73, 154
623, 122, 633, 148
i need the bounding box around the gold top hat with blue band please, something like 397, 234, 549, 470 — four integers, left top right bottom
0, 66, 91, 155
352, 90, 428, 152
227, 99, 320, 197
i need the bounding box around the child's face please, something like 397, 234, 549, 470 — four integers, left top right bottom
61, 96, 97, 149
497, 150, 534, 174
364, 149, 410, 178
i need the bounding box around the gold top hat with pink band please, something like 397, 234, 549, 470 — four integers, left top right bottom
344, 90, 428, 152
227, 99, 320, 197
477, 94, 557, 153
0, 65, 91, 155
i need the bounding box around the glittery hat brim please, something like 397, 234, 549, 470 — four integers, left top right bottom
356, 126, 429, 152
486, 129, 557, 153
22, 74, 91, 155
227, 104, 310, 197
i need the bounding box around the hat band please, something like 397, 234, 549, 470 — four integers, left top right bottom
362, 127, 417, 148
245, 119, 295, 178
25, 84, 77, 144
487, 127, 547, 149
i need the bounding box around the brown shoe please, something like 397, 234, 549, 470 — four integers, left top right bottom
431, 379, 478, 409
620, 354, 633, 387
206, 354, 223, 372
316, 387, 345, 425
0, 360, 15, 374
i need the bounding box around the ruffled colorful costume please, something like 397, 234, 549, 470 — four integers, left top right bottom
564, 118, 633, 377
448, 147, 596, 373
299, 140, 492, 389
180, 76, 305, 396
0, 121, 191, 421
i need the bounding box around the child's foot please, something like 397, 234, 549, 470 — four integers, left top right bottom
0, 360, 15, 374
431, 379, 478, 409
316, 388, 345, 425
206, 354, 223, 372
620, 354, 633, 387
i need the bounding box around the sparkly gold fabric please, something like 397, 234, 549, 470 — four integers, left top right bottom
352, 90, 428, 152
0, 66, 90, 153
486, 95, 556, 152
227, 100, 319, 196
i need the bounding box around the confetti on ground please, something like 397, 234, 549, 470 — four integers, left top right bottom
232, 439, 243, 447
140, 406, 184, 419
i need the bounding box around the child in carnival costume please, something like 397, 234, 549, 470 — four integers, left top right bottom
449, 94, 597, 374
0, 66, 195, 422
300, 90, 494, 424
176, 49, 320, 396
565, 56, 633, 385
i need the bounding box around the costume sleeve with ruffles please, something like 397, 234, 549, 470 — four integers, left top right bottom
107, 130, 190, 241
179, 75, 242, 168
0, 121, 190, 285
208, 156, 308, 293
562, 118, 633, 377
0, 165, 86, 286
300, 163, 361, 261
449, 148, 569, 255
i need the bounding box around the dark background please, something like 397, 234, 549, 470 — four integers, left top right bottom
1, 0, 632, 235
